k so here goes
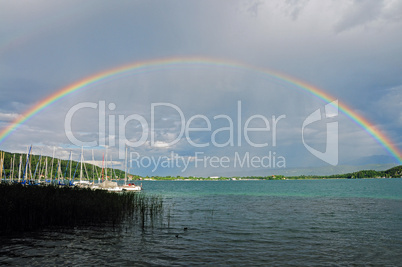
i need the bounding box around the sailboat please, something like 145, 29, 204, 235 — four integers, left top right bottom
106, 153, 123, 192
121, 147, 142, 192
74, 147, 91, 188
95, 147, 122, 192
22, 145, 32, 185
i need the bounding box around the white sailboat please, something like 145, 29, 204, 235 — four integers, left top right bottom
121, 147, 142, 192
105, 152, 123, 192
74, 147, 90, 187
96, 148, 122, 192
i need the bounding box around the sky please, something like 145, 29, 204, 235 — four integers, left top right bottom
0, 0, 401, 177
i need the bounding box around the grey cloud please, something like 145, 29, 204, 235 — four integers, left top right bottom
0, 0, 401, 174
334, 0, 402, 33
284, 0, 310, 20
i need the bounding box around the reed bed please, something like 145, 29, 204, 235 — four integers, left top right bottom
0, 183, 163, 235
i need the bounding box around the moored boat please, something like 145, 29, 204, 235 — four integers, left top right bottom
122, 147, 142, 192
121, 183, 142, 191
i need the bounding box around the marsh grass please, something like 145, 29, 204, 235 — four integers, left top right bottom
0, 183, 163, 235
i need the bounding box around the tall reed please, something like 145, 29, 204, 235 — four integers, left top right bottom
0, 183, 163, 235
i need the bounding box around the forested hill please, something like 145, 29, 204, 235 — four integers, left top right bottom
322, 165, 402, 179
226, 165, 401, 180
0, 150, 139, 180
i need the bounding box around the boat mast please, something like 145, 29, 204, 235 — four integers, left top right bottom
70, 152, 72, 182
124, 147, 128, 186
105, 146, 108, 181
93, 151, 100, 184
83, 159, 90, 181
18, 155, 22, 182
80, 147, 83, 183
110, 154, 114, 180
0, 151, 3, 181
28, 148, 33, 181
44, 157, 48, 181
2, 154, 5, 181
11, 154, 15, 182
72, 152, 80, 182
57, 159, 62, 182
50, 147, 55, 183
101, 153, 104, 182
64, 151, 71, 183
38, 154, 42, 183
32, 154, 42, 183
92, 149, 95, 184
23, 145, 32, 182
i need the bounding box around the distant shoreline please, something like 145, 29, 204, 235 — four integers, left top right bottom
0, 150, 400, 182
136, 167, 401, 181
136, 177, 401, 181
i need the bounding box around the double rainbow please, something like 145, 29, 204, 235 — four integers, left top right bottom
0, 57, 401, 163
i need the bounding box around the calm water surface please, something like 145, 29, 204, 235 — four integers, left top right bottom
1, 179, 401, 266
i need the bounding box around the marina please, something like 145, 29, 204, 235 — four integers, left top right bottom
0, 147, 142, 192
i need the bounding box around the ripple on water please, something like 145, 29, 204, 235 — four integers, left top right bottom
1, 180, 401, 265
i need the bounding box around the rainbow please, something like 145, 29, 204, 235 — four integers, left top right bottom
0, 57, 401, 163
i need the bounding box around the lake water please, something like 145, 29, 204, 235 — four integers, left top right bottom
1, 179, 401, 266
